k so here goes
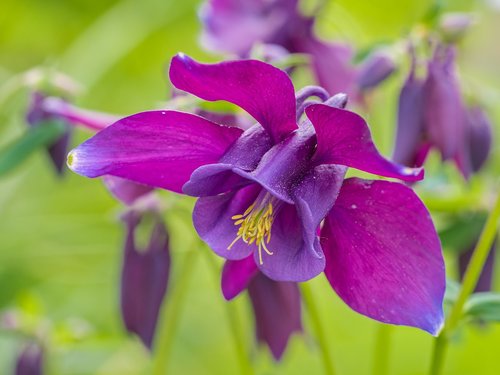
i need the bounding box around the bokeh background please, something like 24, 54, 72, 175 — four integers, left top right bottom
1, 0, 500, 374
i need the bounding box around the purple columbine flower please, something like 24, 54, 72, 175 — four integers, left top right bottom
393, 44, 493, 178
15, 342, 44, 375
68, 54, 444, 334
120, 209, 171, 349
199, 0, 395, 99
222, 256, 302, 360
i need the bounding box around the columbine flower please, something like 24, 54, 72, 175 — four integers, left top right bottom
68, 54, 444, 334
199, 0, 395, 99
222, 256, 301, 360
120, 209, 170, 349
393, 44, 493, 178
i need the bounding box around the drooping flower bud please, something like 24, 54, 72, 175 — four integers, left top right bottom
120, 209, 170, 349
247, 273, 302, 360
459, 240, 497, 292
26, 92, 73, 175
466, 106, 493, 173
439, 13, 474, 43
357, 52, 396, 91
15, 342, 44, 375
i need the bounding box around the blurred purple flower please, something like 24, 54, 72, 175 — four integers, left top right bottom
68, 54, 445, 334
222, 256, 301, 360
15, 342, 43, 375
459, 240, 497, 293
393, 45, 493, 177
26, 92, 73, 175
199, 0, 394, 98
121, 209, 170, 349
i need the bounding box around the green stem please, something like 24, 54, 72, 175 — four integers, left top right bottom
373, 325, 392, 375
203, 249, 254, 375
152, 249, 198, 375
300, 282, 336, 375
429, 190, 500, 375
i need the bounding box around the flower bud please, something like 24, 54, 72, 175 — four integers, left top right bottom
15, 342, 43, 375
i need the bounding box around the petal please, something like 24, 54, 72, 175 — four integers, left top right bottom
68, 110, 242, 193
182, 124, 272, 196
321, 178, 445, 335
221, 256, 259, 300
102, 176, 154, 205
193, 184, 261, 260
306, 104, 423, 181
233, 127, 316, 203
466, 106, 493, 173
248, 274, 302, 360
292, 164, 347, 255
169, 54, 297, 143
257, 204, 325, 282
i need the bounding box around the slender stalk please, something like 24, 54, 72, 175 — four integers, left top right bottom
203, 249, 254, 375
429, 190, 500, 375
300, 282, 336, 375
152, 249, 198, 375
373, 325, 392, 375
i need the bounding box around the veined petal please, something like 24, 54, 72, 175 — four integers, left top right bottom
183, 124, 272, 196
68, 110, 242, 193
321, 178, 445, 335
221, 256, 259, 300
169, 54, 297, 143
292, 164, 347, 255
257, 204, 325, 281
306, 104, 423, 181
193, 184, 261, 260
248, 274, 302, 361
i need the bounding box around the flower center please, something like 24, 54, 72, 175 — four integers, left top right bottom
228, 193, 278, 265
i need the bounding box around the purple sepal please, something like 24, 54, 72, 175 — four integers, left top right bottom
248, 273, 302, 360
306, 104, 423, 181
322, 178, 445, 335
169, 54, 297, 143
221, 256, 259, 300
15, 342, 43, 375
120, 210, 170, 349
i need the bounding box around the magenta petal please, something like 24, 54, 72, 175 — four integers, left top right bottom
306, 104, 423, 181
169, 54, 297, 143
322, 178, 445, 335
193, 184, 261, 260
248, 274, 302, 361
221, 256, 259, 300
68, 111, 242, 193
257, 204, 325, 282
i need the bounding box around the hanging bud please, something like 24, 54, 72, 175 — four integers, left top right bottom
15, 342, 44, 375
357, 52, 396, 91
466, 106, 493, 173
247, 273, 302, 361
26, 92, 73, 175
392, 51, 426, 167
439, 13, 474, 43
120, 210, 170, 349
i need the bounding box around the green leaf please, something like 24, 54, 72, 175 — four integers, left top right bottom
464, 292, 500, 323
439, 212, 488, 254
0, 120, 66, 176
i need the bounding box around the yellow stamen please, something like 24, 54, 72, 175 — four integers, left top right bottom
227, 197, 276, 265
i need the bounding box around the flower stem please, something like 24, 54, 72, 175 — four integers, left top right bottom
300, 282, 336, 375
152, 249, 198, 375
429, 189, 500, 375
203, 250, 254, 375
373, 325, 392, 375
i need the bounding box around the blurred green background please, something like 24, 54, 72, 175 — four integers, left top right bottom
1, 0, 500, 374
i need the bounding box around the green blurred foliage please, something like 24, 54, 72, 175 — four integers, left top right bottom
1, 0, 500, 374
